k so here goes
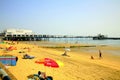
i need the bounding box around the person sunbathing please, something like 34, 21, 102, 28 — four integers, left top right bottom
32, 71, 53, 80
23, 54, 34, 59
62, 51, 70, 57
34, 71, 46, 80
62, 51, 67, 56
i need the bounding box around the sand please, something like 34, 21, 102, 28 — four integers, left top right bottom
0, 41, 120, 80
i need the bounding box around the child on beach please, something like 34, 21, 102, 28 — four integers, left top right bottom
91, 56, 94, 59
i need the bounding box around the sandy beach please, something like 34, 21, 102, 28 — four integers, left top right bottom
0, 41, 120, 80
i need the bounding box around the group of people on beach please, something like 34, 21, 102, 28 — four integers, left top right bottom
91, 50, 102, 60
28, 71, 53, 80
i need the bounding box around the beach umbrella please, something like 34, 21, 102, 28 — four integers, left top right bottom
35, 58, 64, 76
35, 58, 64, 68
56, 60, 64, 67
65, 48, 71, 51
44, 58, 59, 68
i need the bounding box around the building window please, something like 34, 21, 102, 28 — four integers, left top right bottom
13, 35, 16, 37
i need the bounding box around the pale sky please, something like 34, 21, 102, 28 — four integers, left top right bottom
0, 0, 120, 37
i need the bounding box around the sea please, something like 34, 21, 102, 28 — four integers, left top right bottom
48, 38, 120, 46
0, 37, 120, 46
48, 38, 120, 56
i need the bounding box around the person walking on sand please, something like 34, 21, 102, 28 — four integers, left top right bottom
99, 50, 102, 59
16, 56, 18, 62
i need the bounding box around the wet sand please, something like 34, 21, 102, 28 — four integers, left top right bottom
0, 41, 120, 80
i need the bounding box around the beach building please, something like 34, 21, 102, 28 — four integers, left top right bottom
3, 29, 33, 36
3, 29, 32, 41
2, 29, 43, 41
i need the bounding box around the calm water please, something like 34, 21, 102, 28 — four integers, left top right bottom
49, 38, 120, 46
49, 38, 120, 55
1, 38, 120, 55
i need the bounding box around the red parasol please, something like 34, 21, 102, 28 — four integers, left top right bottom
35, 58, 63, 68
44, 58, 59, 68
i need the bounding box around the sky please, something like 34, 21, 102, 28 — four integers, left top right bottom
0, 0, 120, 37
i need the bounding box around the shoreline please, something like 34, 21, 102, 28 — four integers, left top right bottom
20, 41, 120, 56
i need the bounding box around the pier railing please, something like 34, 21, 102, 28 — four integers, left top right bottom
1, 34, 92, 41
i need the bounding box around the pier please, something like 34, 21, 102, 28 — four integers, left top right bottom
1, 34, 90, 41
93, 34, 120, 40
1, 29, 120, 41
0, 29, 92, 41
2, 34, 50, 41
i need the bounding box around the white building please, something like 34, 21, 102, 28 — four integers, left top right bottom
4, 29, 34, 37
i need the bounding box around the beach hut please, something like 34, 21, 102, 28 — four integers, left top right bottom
0, 56, 17, 66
